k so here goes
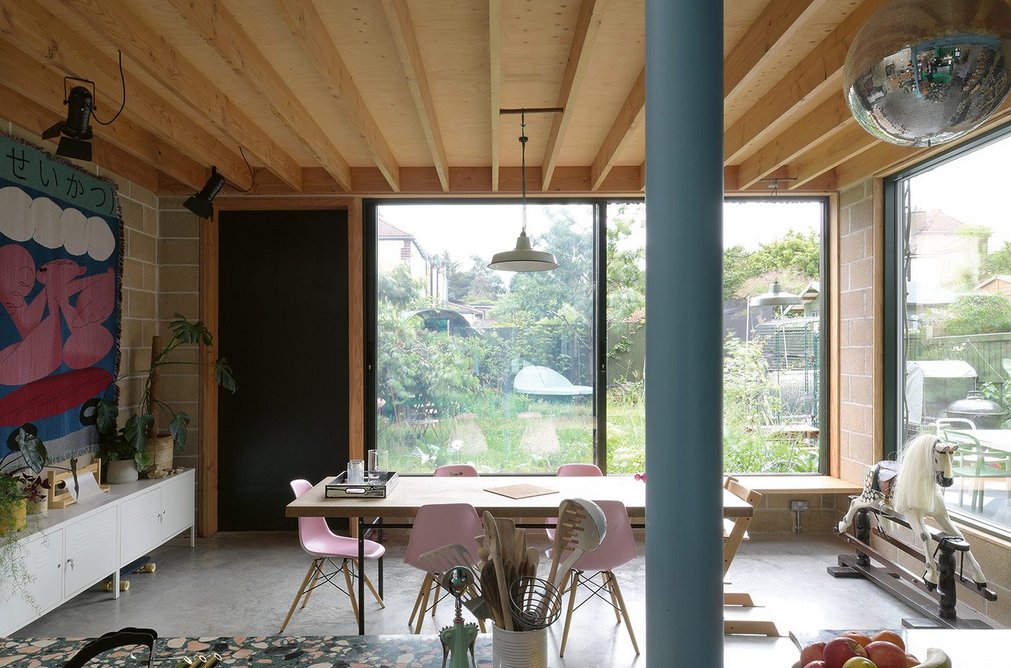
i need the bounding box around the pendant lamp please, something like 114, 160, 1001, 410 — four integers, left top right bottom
750, 280, 802, 307
489, 111, 558, 272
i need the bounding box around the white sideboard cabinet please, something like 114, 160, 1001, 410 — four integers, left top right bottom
0, 469, 195, 636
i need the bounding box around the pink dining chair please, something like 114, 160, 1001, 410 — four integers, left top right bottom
279, 479, 385, 633
404, 502, 485, 634
552, 499, 639, 657
546, 463, 603, 541
433, 463, 479, 477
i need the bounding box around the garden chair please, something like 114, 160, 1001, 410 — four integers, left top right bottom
946, 430, 1011, 513
552, 499, 639, 657
404, 503, 485, 634
279, 479, 385, 633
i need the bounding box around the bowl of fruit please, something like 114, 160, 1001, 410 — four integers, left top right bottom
794, 630, 951, 668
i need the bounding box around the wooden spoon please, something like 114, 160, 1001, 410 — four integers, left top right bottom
546, 498, 607, 590
483, 510, 514, 630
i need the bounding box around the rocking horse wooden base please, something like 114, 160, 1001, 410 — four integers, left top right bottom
831, 507, 996, 630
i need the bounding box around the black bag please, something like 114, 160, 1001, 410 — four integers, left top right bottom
63, 627, 158, 668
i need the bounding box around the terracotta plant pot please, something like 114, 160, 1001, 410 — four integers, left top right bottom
0, 497, 28, 534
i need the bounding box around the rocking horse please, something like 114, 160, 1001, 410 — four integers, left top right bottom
838, 433, 987, 591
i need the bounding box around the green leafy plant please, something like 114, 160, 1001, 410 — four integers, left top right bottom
96, 314, 236, 470
1, 427, 47, 527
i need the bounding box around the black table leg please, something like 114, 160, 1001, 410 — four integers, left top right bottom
358, 516, 366, 635
378, 517, 385, 598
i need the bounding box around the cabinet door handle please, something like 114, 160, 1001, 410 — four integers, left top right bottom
66, 558, 75, 570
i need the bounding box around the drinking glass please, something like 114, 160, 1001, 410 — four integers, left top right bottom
347, 459, 365, 484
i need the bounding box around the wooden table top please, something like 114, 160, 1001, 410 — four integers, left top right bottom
285, 475, 753, 519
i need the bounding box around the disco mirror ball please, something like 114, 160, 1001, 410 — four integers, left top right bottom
843, 0, 1011, 147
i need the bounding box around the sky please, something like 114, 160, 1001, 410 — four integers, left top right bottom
906, 130, 1011, 251
378, 200, 824, 270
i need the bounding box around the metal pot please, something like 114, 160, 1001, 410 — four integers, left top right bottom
944, 390, 1006, 429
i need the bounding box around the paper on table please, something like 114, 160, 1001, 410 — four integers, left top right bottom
72, 472, 104, 503
484, 483, 557, 500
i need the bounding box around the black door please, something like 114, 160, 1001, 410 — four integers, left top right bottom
217, 210, 349, 530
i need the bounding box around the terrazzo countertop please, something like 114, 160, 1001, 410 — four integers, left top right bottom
0, 634, 494, 667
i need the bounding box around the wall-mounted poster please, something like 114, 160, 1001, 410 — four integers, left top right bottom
0, 132, 122, 462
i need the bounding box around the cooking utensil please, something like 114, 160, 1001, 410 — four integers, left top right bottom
483, 510, 514, 630
546, 498, 607, 591
508, 576, 562, 631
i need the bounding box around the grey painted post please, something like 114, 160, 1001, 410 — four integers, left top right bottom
644, 1, 724, 665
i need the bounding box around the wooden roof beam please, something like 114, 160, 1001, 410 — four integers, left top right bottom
541, 0, 606, 191
0, 83, 160, 191
165, 0, 351, 190
57, 0, 302, 191
489, 0, 502, 192
0, 40, 206, 189
724, 0, 888, 164
590, 67, 644, 191
737, 93, 854, 190
277, 0, 400, 192
0, 0, 250, 185
381, 0, 447, 191
786, 123, 877, 189
724, 0, 828, 100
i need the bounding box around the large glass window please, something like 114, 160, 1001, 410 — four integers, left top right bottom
371, 203, 595, 473
367, 198, 825, 474
890, 127, 1011, 533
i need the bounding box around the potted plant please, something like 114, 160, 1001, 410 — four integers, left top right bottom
96, 314, 236, 482
0, 426, 47, 534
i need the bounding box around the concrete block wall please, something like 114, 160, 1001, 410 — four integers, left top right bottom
838, 181, 878, 484
155, 198, 203, 471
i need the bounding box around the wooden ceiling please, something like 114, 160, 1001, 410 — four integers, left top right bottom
2, 0, 1010, 198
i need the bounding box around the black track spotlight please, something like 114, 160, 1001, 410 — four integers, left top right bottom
42, 85, 95, 161
184, 167, 226, 219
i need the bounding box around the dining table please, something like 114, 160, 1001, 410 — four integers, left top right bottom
286, 474, 754, 634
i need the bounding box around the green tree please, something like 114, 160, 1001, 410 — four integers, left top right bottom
934, 293, 1011, 335
378, 264, 425, 308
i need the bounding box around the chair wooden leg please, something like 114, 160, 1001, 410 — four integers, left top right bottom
603, 572, 621, 623
409, 573, 432, 629
279, 560, 318, 634
608, 572, 640, 655
431, 575, 441, 618
342, 559, 360, 624
300, 564, 322, 609
363, 571, 384, 608
559, 570, 580, 657
414, 575, 434, 634
466, 584, 486, 633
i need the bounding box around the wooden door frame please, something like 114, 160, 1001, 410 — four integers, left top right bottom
198, 197, 364, 537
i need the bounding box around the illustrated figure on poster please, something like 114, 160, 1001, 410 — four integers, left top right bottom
838, 433, 986, 590
0, 245, 114, 386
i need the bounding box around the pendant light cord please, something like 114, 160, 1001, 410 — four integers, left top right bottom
520, 110, 528, 233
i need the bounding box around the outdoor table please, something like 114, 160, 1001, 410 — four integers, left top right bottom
286, 474, 753, 634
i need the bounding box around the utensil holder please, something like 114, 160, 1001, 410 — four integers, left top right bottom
492, 625, 547, 668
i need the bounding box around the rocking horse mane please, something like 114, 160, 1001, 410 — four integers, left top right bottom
893, 433, 942, 515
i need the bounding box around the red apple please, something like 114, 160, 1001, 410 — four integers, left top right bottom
865, 640, 907, 668
800, 641, 827, 665
904, 653, 920, 667
803, 662, 828, 668
823, 637, 868, 668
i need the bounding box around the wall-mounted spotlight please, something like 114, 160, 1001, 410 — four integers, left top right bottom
42, 85, 95, 161
184, 167, 227, 219
41, 53, 127, 162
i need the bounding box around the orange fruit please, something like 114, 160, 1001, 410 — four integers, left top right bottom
841, 631, 872, 647
871, 630, 905, 651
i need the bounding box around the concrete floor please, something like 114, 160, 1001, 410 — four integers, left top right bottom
16, 531, 926, 666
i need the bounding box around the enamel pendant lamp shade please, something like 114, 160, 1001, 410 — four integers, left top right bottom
750, 280, 802, 307
489, 112, 558, 272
